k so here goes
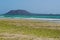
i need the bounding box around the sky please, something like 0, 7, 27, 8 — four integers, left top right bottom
0, 0, 60, 14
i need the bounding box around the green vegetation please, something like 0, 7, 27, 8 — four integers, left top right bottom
0, 19, 60, 40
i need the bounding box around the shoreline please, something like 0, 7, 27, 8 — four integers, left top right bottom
0, 17, 60, 20
0, 18, 60, 23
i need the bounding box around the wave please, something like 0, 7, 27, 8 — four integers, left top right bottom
20, 18, 60, 20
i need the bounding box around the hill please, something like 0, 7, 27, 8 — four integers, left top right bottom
4, 10, 31, 15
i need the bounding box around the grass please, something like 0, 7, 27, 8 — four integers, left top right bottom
0, 19, 60, 40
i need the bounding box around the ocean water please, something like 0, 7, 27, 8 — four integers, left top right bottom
0, 15, 60, 18
0, 15, 60, 21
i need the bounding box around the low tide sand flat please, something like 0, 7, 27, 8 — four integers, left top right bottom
0, 18, 60, 40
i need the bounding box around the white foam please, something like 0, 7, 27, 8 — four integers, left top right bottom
22, 18, 60, 21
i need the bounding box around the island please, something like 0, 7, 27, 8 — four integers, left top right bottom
3, 9, 60, 16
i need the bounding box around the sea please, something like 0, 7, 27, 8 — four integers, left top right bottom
0, 14, 60, 22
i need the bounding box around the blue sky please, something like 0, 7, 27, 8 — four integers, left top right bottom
0, 0, 60, 14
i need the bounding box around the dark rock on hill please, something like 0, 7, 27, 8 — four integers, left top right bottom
4, 10, 31, 15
